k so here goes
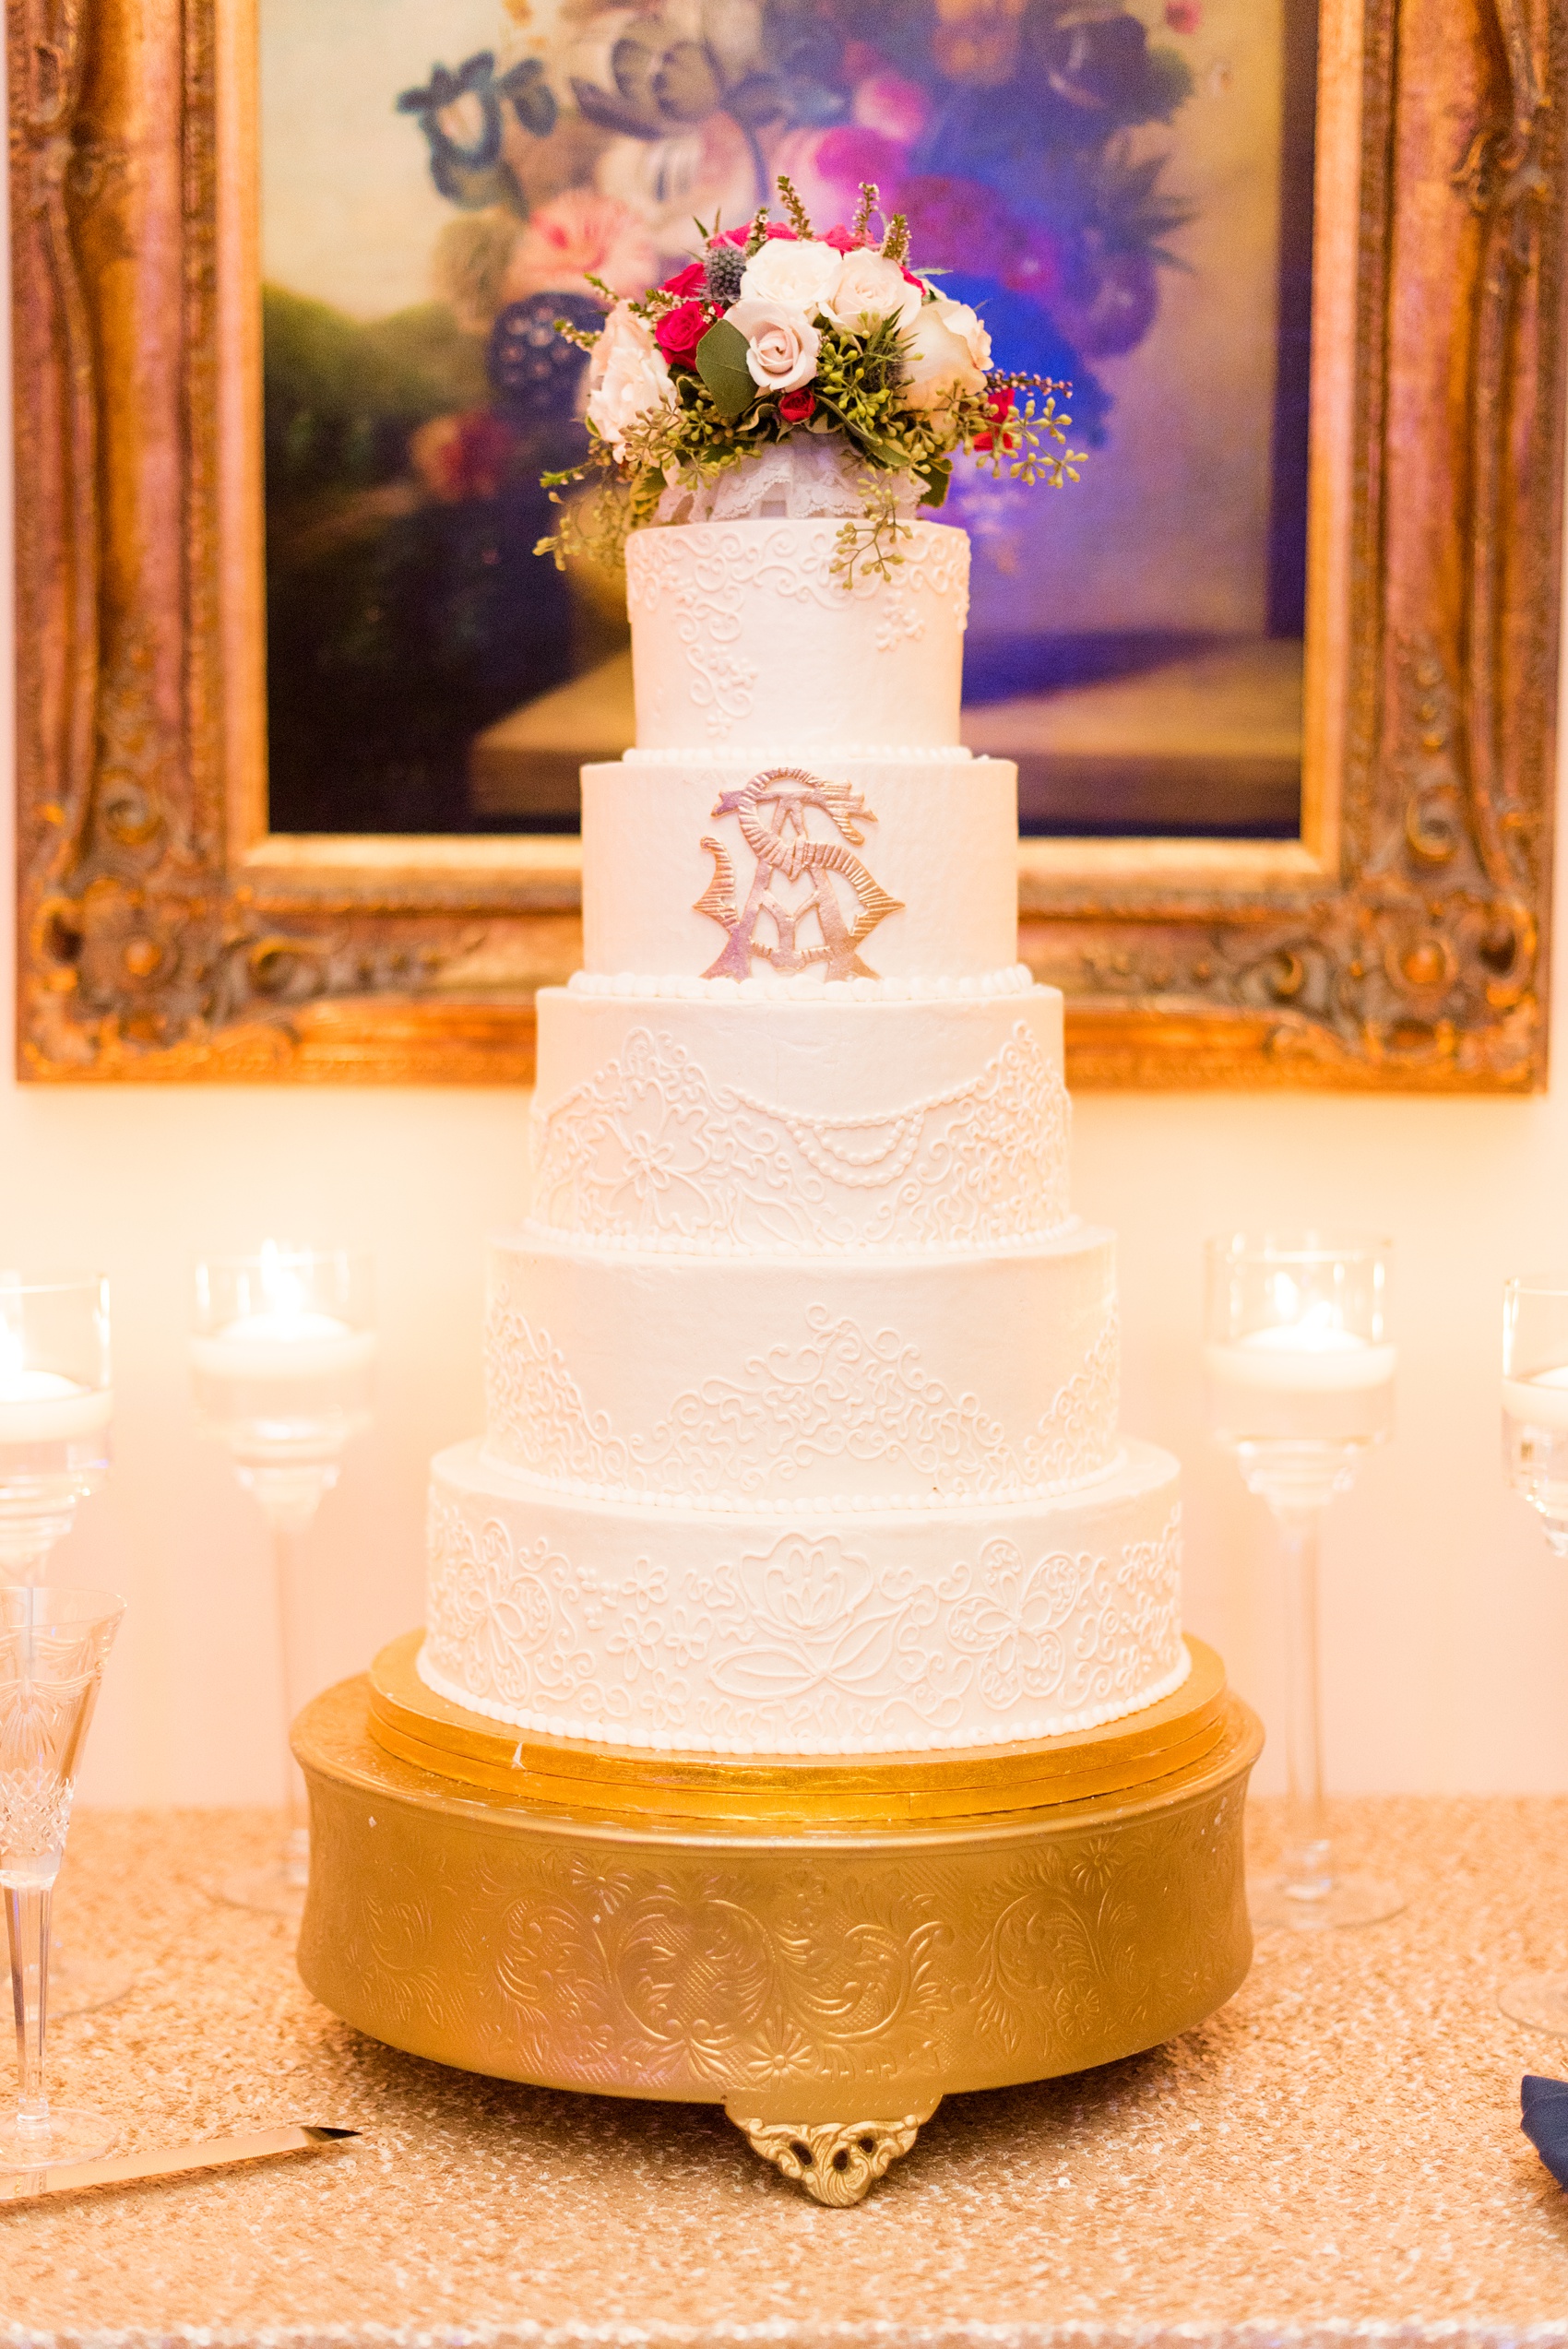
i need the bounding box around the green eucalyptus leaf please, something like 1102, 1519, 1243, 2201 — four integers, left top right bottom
695, 319, 756, 420
917, 457, 952, 509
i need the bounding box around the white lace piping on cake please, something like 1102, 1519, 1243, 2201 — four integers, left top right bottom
419, 1501, 1188, 1753
529, 1020, 1069, 1253
624, 522, 970, 742
481, 1297, 1120, 1510
619, 745, 975, 766
568, 964, 1036, 1003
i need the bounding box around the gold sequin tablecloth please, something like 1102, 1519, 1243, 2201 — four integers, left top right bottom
10, 1798, 1568, 2346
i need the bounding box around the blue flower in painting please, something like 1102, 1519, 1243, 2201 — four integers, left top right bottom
397, 53, 557, 204
488, 294, 604, 427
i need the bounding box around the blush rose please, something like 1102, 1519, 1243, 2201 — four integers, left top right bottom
725, 297, 821, 393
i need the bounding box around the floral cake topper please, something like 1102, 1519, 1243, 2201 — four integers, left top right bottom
539, 174, 1084, 579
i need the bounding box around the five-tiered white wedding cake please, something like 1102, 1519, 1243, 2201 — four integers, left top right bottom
419, 504, 1188, 1757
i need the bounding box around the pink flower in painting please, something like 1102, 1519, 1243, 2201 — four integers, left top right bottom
1002, 224, 1065, 307
851, 70, 931, 146
503, 190, 657, 303
772, 125, 909, 236
410, 410, 515, 504
1165, 2, 1202, 30
898, 173, 1018, 274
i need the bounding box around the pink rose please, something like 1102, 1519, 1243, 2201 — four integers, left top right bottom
824, 225, 869, 254
655, 298, 710, 367
714, 223, 797, 247
1166, 2, 1201, 30
660, 260, 708, 299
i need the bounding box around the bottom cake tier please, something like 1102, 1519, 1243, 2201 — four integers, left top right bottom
422, 1436, 1187, 1755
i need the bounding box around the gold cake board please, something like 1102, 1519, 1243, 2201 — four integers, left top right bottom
294, 1637, 1262, 2206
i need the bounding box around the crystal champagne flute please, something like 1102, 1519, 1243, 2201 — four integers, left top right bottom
191, 1244, 374, 1919
1205, 1231, 1402, 1930
0, 1584, 125, 2167
1499, 1275, 1568, 2030
0, 1275, 132, 2016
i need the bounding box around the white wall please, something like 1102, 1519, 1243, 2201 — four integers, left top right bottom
3, 300, 1566, 1815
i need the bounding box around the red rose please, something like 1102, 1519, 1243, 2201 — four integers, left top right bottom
971, 385, 1014, 454
655, 298, 709, 368
778, 388, 816, 423
1165, 1, 1201, 30
660, 260, 708, 299
824, 224, 868, 253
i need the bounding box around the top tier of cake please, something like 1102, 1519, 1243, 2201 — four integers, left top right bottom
624, 517, 969, 753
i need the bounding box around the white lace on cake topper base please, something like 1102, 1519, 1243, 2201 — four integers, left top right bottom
482, 1295, 1119, 1510
529, 1020, 1070, 1252
420, 1496, 1187, 1753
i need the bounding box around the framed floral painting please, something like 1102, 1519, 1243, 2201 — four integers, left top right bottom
260, 0, 1314, 842
10, 0, 1563, 1087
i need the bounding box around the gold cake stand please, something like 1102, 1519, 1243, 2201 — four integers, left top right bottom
294, 1634, 1262, 2204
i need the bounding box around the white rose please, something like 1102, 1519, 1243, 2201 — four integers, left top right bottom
585, 303, 676, 458
726, 297, 821, 393
934, 294, 992, 374
899, 297, 990, 411
820, 248, 923, 335
737, 235, 843, 314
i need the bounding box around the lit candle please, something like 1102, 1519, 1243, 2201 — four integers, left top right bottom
0, 1327, 112, 1445
189, 1243, 374, 1382
1503, 1362, 1568, 1432
1205, 1301, 1396, 1393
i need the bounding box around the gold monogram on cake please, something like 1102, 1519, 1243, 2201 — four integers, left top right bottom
695, 766, 903, 981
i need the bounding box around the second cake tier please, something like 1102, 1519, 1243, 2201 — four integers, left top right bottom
483, 1224, 1119, 1510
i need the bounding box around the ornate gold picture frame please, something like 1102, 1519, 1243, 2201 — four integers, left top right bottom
10, 0, 1562, 1087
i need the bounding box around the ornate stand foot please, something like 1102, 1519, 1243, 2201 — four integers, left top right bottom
724, 2100, 938, 2205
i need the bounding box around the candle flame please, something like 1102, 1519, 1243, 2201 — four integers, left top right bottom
258, 1240, 308, 1324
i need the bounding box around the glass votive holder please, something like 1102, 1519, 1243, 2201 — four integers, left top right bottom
191, 1243, 375, 1918
1204, 1230, 1400, 1931
1204, 1232, 1396, 1478
0, 1274, 113, 1579
1503, 1275, 1568, 1556
191, 1243, 375, 1534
